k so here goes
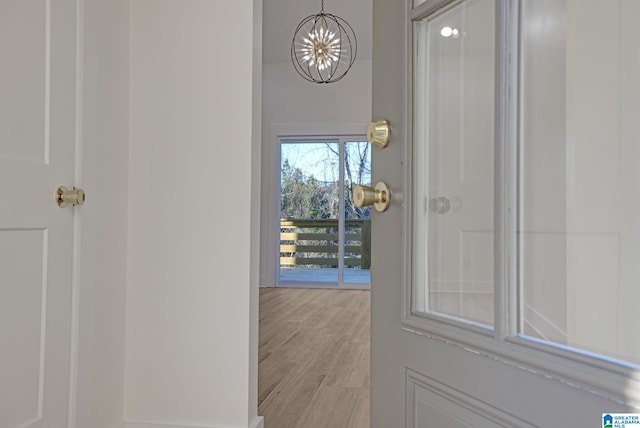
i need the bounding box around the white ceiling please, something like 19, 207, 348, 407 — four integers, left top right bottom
262, 0, 372, 63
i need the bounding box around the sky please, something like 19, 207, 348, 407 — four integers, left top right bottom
280, 141, 371, 186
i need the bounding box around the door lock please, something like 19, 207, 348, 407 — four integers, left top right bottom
56, 186, 86, 208
354, 181, 391, 212
367, 119, 390, 149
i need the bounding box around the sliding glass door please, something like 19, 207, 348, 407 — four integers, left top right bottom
278, 138, 371, 288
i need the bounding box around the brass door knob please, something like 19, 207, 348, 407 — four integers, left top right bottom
354, 181, 391, 212
367, 119, 390, 148
56, 186, 86, 208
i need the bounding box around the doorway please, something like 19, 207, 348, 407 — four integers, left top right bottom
259, 133, 372, 427
260, 1, 373, 425
277, 137, 371, 289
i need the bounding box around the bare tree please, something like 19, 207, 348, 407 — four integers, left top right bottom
324, 142, 371, 220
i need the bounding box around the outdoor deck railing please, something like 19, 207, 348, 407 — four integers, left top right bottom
280, 218, 371, 269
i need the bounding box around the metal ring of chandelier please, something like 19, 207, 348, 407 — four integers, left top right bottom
290, 3, 357, 84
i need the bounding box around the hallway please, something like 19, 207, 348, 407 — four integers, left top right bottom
258, 288, 370, 428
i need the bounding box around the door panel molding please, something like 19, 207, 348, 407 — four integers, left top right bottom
44, 0, 51, 165
402, 317, 640, 409
0, 229, 48, 427
406, 368, 536, 427
0, 0, 51, 165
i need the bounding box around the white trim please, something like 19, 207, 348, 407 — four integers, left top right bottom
401, 315, 640, 407
270, 122, 368, 138
410, 0, 456, 21
68, 0, 84, 426
125, 418, 264, 428
493, 0, 512, 344
278, 281, 372, 290
249, 416, 264, 428
126, 424, 220, 428
337, 141, 346, 283
26, 229, 49, 428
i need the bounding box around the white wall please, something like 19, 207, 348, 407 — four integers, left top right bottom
259, 60, 372, 286
75, 0, 130, 427
127, 1, 261, 427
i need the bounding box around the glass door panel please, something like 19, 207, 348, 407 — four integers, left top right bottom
343, 141, 372, 284
279, 142, 340, 284
413, 0, 495, 326
517, 0, 640, 366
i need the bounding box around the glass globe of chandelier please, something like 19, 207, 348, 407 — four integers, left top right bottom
291, 0, 357, 84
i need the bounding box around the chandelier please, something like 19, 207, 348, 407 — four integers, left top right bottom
290, 0, 357, 84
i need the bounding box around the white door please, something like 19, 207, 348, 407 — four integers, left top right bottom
370, 0, 640, 426
0, 1, 79, 427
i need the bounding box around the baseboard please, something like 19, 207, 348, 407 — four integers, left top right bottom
125, 417, 264, 428
126, 424, 220, 428
250, 416, 264, 428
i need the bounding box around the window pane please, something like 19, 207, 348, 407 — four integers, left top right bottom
344, 142, 372, 284
279, 142, 339, 283
518, 0, 640, 365
413, 0, 495, 326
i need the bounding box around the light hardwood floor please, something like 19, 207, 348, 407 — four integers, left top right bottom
258, 288, 370, 428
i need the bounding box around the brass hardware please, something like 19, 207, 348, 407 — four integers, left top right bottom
367, 119, 390, 148
56, 186, 86, 208
354, 181, 391, 212
429, 196, 450, 214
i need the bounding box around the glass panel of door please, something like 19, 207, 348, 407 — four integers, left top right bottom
344, 141, 372, 284
413, 0, 495, 326
518, 0, 640, 366
412, 0, 640, 367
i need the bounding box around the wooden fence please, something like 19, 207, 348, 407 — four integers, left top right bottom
280, 219, 371, 269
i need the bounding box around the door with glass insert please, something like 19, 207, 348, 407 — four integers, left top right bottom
370, 0, 640, 426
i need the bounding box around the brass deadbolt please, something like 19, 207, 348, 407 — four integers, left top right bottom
56, 186, 86, 208
367, 120, 390, 149
354, 181, 391, 212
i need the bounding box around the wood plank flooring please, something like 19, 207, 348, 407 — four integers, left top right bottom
258, 288, 370, 428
